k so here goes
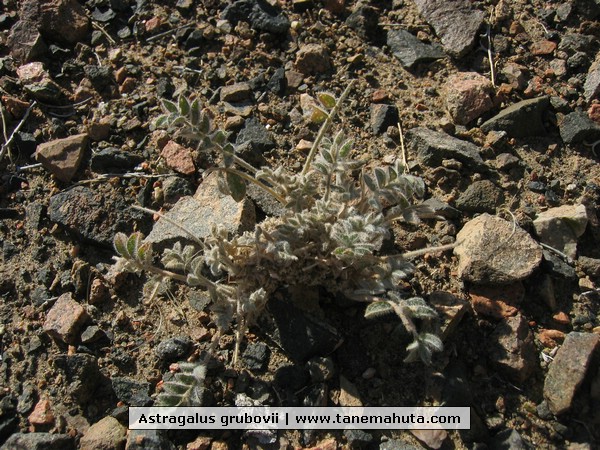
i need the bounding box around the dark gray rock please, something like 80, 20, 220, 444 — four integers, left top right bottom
542, 250, 577, 279
489, 314, 538, 384
407, 127, 487, 172
344, 429, 374, 448
490, 429, 527, 450
48, 186, 144, 247
15, 131, 37, 157
259, 296, 343, 362
544, 332, 599, 415
90, 148, 144, 173
370, 104, 399, 135
267, 67, 287, 95
578, 256, 600, 278
306, 356, 336, 382
126, 430, 176, 450
422, 197, 462, 219
584, 54, 600, 101
16, 382, 36, 414
345, 5, 381, 42
413, 0, 485, 57
222, 0, 290, 35
455, 180, 504, 214
274, 365, 310, 390
379, 439, 422, 450
7, 20, 48, 64
53, 354, 103, 404
111, 377, 152, 406
557, 33, 595, 53
84, 64, 115, 91
155, 336, 193, 364
559, 111, 600, 145
236, 117, 276, 153
386, 29, 445, 69
481, 97, 550, 137
0, 433, 74, 450
162, 176, 194, 204
242, 342, 270, 371
536, 400, 553, 420
81, 325, 108, 344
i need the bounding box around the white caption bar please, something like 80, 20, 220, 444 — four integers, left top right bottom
129, 406, 470, 430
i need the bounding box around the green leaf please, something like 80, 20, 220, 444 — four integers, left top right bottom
363, 174, 377, 192
126, 233, 141, 259
317, 91, 336, 109
212, 130, 227, 146
226, 171, 246, 202
310, 106, 328, 124
222, 143, 234, 167
322, 148, 334, 164
374, 167, 387, 188
190, 98, 201, 125
179, 95, 190, 116
339, 140, 353, 157
154, 115, 169, 128
199, 113, 211, 135
114, 233, 129, 258
162, 99, 178, 114
364, 301, 394, 319
420, 333, 443, 352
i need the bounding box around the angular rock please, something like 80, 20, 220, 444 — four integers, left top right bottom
28, 398, 54, 430
80, 416, 126, 450
387, 29, 445, 69
0, 433, 74, 450
112, 377, 152, 407
455, 180, 504, 214
35, 133, 88, 182
531, 39, 557, 55
338, 375, 362, 407
220, 82, 252, 103
18, 0, 89, 45
48, 186, 144, 247
126, 430, 176, 450
454, 214, 543, 284
7, 21, 48, 63
145, 172, 256, 249
413, 0, 485, 57
295, 44, 332, 75
236, 117, 275, 153
411, 429, 448, 449
489, 314, 538, 383
481, 97, 550, 137
221, 0, 290, 35
444, 72, 494, 125
533, 204, 588, 260
578, 256, 600, 278
242, 342, 270, 371
544, 332, 599, 415
345, 4, 380, 42
370, 104, 399, 135
161, 141, 195, 176
90, 148, 144, 173
259, 296, 343, 362
407, 127, 487, 172
421, 197, 461, 219
558, 111, 600, 145
584, 53, 600, 101
155, 337, 193, 364
43, 293, 89, 344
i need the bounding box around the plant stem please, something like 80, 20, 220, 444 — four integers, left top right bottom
302, 80, 355, 176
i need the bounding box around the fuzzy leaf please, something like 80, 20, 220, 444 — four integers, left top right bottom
317, 92, 336, 109
114, 232, 129, 258
374, 167, 387, 188
126, 233, 141, 259
162, 99, 178, 114
364, 301, 394, 319
179, 95, 190, 116
226, 171, 246, 202
154, 115, 169, 128
310, 106, 328, 124
190, 98, 201, 125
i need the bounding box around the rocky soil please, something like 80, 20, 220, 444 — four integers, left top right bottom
1, 0, 600, 449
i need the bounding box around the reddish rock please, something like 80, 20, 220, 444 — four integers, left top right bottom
538, 329, 566, 348
28, 399, 55, 430
18, 0, 89, 45
80, 416, 126, 450
16, 62, 47, 83
531, 40, 557, 56
443, 72, 494, 125
589, 103, 600, 125
43, 292, 89, 343
7, 20, 47, 63
1, 96, 31, 119
88, 278, 110, 305
552, 311, 571, 328
324, 0, 345, 14
145, 16, 163, 33
35, 133, 88, 182
119, 77, 137, 94
87, 118, 112, 141
295, 44, 332, 75
372, 89, 389, 103
469, 283, 524, 319
161, 141, 196, 176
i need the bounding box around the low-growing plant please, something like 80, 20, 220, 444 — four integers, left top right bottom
113, 82, 446, 406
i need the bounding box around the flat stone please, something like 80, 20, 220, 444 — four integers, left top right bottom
584, 53, 600, 101
112, 377, 152, 407
481, 96, 550, 137
236, 117, 275, 153
489, 314, 538, 383
43, 293, 89, 344
531, 39, 557, 55
48, 186, 144, 247
454, 214, 543, 284
220, 82, 252, 103
455, 180, 504, 214
413, 0, 485, 57
345, 4, 380, 41
0, 433, 74, 450
35, 133, 88, 182
533, 204, 588, 260
558, 111, 600, 145
145, 172, 256, 250
469, 283, 524, 319
7, 20, 48, 64
221, 0, 290, 35
387, 29, 445, 69
242, 342, 270, 371
28, 399, 54, 430
80, 416, 126, 450
338, 375, 362, 407
90, 147, 144, 173
295, 44, 332, 75
444, 72, 494, 125
155, 337, 193, 364
161, 141, 195, 176
370, 104, 399, 135
407, 127, 487, 172
19, 0, 89, 45
53, 354, 103, 404
544, 332, 600, 415
578, 256, 600, 278
538, 329, 566, 348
